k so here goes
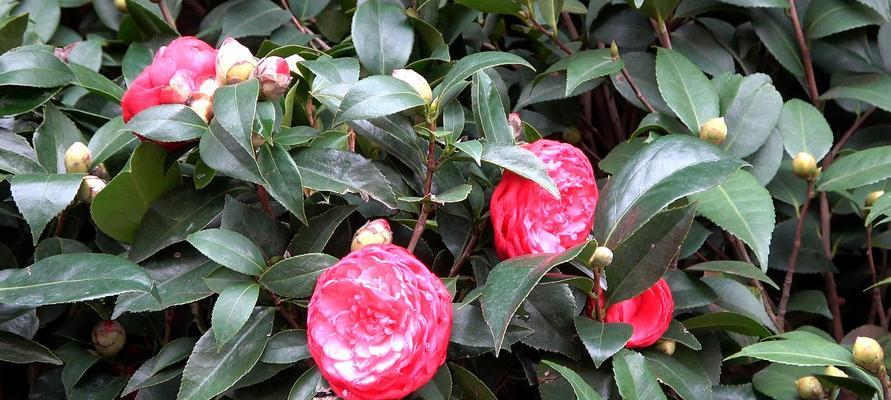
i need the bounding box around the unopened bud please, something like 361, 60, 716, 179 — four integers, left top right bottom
867, 191, 884, 207
562, 127, 581, 144
256, 56, 292, 100
589, 246, 613, 268
189, 95, 213, 123
90, 163, 109, 181
64, 142, 92, 173
508, 112, 523, 141
53, 43, 76, 63
115, 0, 127, 12
391, 69, 432, 104
168, 69, 197, 103
251, 133, 265, 148
653, 339, 675, 356
610, 41, 620, 60
92, 320, 126, 357
792, 152, 819, 181
795, 376, 827, 400
853, 337, 885, 374
350, 219, 392, 252
822, 365, 848, 392
699, 117, 727, 145
284, 54, 305, 76
78, 175, 106, 204
216, 38, 256, 85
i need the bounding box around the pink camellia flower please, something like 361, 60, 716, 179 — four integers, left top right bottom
587, 279, 674, 348
489, 139, 599, 259
306, 244, 452, 400
121, 36, 217, 150
256, 56, 291, 100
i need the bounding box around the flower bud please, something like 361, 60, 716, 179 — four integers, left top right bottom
90, 163, 109, 181
610, 41, 620, 60
822, 365, 848, 392
92, 320, 126, 357
867, 191, 885, 207
251, 133, 265, 149
64, 142, 92, 173
216, 38, 256, 85
653, 339, 675, 356
256, 56, 292, 100
794, 376, 827, 400
508, 112, 523, 141
189, 95, 214, 123
350, 219, 392, 252
792, 152, 819, 181
562, 127, 581, 145
853, 336, 885, 374
589, 246, 613, 268
115, 0, 127, 12
53, 43, 76, 63
391, 69, 432, 104
699, 117, 727, 145
285, 54, 305, 76
78, 175, 106, 204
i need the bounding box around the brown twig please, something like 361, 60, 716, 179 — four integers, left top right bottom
731, 236, 783, 329
155, 0, 177, 30
777, 180, 815, 330
592, 268, 604, 321
279, 0, 331, 51
407, 122, 439, 253
867, 226, 888, 327
256, 185, 273, 216
823, 108, 876, 168
449, 224, 481, 277
787, 0, 822, 108
271, 293, 301, 329
819, 194, 845, 341
54, 209, 67, 237
163, 308, 174, 345
620, 67, 656, 113
651, 17, 672, 49
560, 12, 580, 40
528, 18, 573, 55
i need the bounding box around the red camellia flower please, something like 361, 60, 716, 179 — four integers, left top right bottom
120, 36, 217, 149
306, 244, 452, 400
587, 279, 674, 348
490, 139, 599, 259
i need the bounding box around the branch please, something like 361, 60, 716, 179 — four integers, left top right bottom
279, 0, 331, 51
449, 224, 481, 277
528, 18, 573, 55
824, 107, 876, 168
407, 121, 439, 253
788, 0, 821, 108
651, 17, 672, 49
620, 66, 655, 113
867, 226, 888, 328
777, 180, 815, 330
155, 0, 177, 30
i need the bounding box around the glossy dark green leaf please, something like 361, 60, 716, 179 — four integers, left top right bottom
703, 276, 778, 332
289, 0, 328, 19
125, 104, 207, 143
519, 284, 580, 359
200, 120, 262, 184
114, 251, 217, 318
727, 332, 855, 366
671, 23, 734, 77
682, 311, 771, 337
91, 142, 181, 243
661, 320, 702, 350
593, 134, 743, 247
260, 329, 310, 364
481, 142, 558, 197
187, 228, 266, 276
454, 0, 521, 14
686, 261, 778, 289
611, 52, 671, 114
211, 282, 260, 346
0, 331, 62, 365
351, 0, 413, 75
88, 117, 137, 166
574, 317, 632, 368
481, 242, 587, 355
0, 253, 153, 306
123, 337, 197, 395
721, 74, 783, 158
750, 8, 804, 77
606, 204, 696, 303
450, 363, 497, 400
777, 99, 833, 160
34, 103, 84, 173
0, 14, 28, 53
0, 132, 45, 174
540, 360, 603, 400
819, 145, 891, 192
68, 63, 124, 103
787, 290, 831, 318
334, 76, 425, 124
258, 253, 338, 298
287, 205, 355, 255
655, 48, 719, 133
57, 343, 101, 394
644, 351, 712, 400
258, 143, 306, 223
565, 49, 623, 96
287, 367, 323, 400
177, 308, 273, 400
433, 52, 534, 107
221, 0, 290, 38
293, 147, 398, 208
612, 349, 667, 400
471, 72, 513, 144
804, 0, 882, 39
820, 74, 891, 112
0, 47, 73, 88
9, 173, 82, 244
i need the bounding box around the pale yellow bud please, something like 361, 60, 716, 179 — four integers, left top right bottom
64, 142, 92, 174
78, 175, 106, 204
350, 219, 393, 252
251, 133, 265, 149
866, 191, 885, 207
92, 320, 126, 357
391, 69, 432, 104
821, 365, 848, 392
792, 152, 819, 181
216, 38, 256, 85
653, 339, 675, 356
794, 376, 827, 400
589, 246, 614, 268
114, 0, 127, 12
853, 337, 885, 374
699, 117, 727, 145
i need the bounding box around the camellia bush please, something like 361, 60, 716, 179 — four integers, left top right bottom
9, 0, 891, 399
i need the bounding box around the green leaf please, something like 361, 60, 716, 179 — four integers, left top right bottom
643, 351, 713, 400
0, 47, 73, 88
123, 337, 197, 395
804, 0, 883, 39
0, 331, 62, 365
819, 74, 891, 112
293, 147, 398, 208
287, 205, 356, 255
480, 143, 559, 197
211, 282, 260, 347
0, 253, 153, 306
433, 52, 534, 107
727, 333, 856, 366
606, 204, 696, 303
703, 276, 778, 332
200, 81, 263, 184
9, 173, 82, 245
450, 363, 497, 400
661, 320, 702, 350
481, 242, 587, 355
57, 343, 100, 394
721, 74, 783, 158
867, 192, 891, 226
88, 117, 137, 166
221, 0, 290, 38
128, 183, 236, 263
178, 308, 273, 400
258, 253, 338, 298
415, 365, 452, 400
289, 0, 328, 19
682, 311, 772, 337
818, 145, 891, 192
686, 261, 779, 289
777, 99, 833, 160
750, 8, 804, 77
671, 24, 734, 77
787, 290, 831, 318
91, 142, 181, 243
0, 132, 45, 174
612, 349, 668, 400
540, 360, 603, 400
718, 0, 787, 6
34, 103, 84, 173
113, 251, 217, 318
257, 143, 306, 223
0, 14, 28, 53
125, 104, 208, 143
187, 228, 266, 276
519, 284, 580, 358
574, 317, 632, 368
655, 48, 720, 134
471, 71, 513, 144
594, 134, 743, 247
260, 329, 310, 364
287, 367, 323, 400
351, 0, 414, 75
68, 63, 124, 103
689, 170, 775, 269
334, 76, 426, 124
454, 0, 521, 14
565, 49, 623, 97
